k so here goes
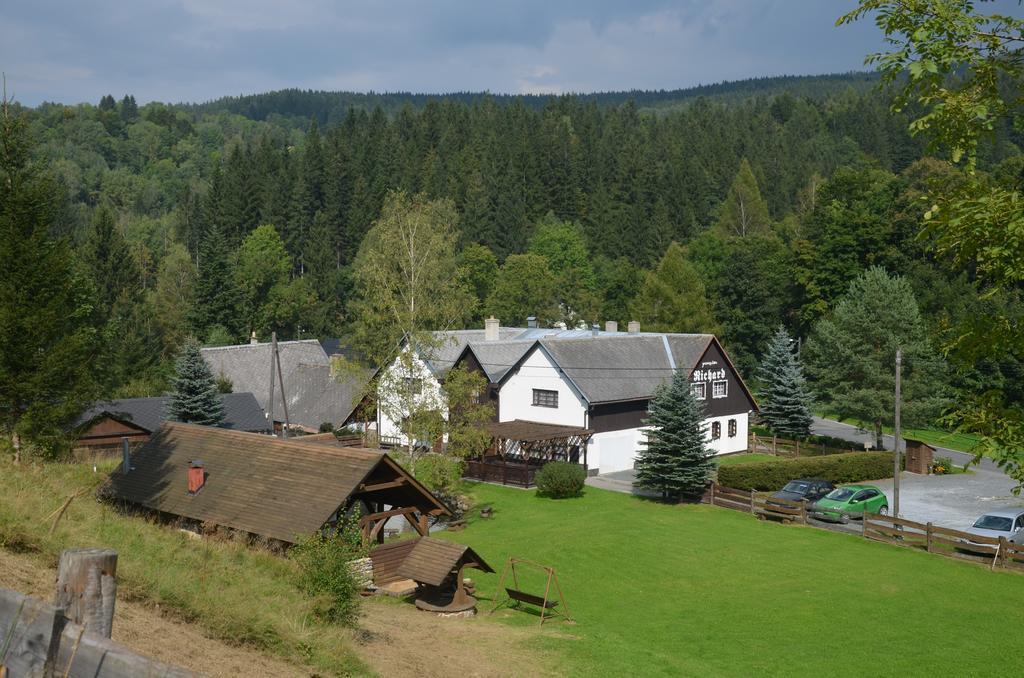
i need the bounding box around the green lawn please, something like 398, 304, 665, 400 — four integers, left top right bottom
442, 482, 1024, 677
715, 452, 777, 466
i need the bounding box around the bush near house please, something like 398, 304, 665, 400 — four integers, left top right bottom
717, 451, 895, 491
535, 461, 587, 498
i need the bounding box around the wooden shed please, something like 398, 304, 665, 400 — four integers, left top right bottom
370, 537, 493, 613
101, 422, 450, 545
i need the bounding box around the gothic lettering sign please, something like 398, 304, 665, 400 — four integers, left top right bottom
691, 360, 726, 383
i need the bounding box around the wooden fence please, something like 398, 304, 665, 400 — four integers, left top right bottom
748, 432, 865, 458
702, 481, 1024, 574
0, 588, 195, 678
862, 513, 1024, 572
702, 483, 808, 524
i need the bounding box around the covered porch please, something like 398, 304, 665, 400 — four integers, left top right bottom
463, 420, 593, 488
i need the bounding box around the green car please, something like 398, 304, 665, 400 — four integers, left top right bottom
809, 485, 888, 524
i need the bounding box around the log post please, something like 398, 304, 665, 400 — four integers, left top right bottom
54, 548, 118, 638
926, 522, 933, 553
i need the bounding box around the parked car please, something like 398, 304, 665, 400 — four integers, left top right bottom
768, 478, 834, 506
964, 509, 1024, 544
809, 485, 888, 524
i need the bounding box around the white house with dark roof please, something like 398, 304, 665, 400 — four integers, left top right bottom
378, 318, 758, 474
486, 332, 758, 474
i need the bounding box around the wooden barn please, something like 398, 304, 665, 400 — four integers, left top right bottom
74, 393, 271, 452
101, 422, 450, 545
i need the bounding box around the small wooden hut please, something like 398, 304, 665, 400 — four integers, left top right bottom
371, 537, 493, 614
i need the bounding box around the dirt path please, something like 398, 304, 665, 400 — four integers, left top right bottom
0, 548, 315, 677
0, 548, 559, 677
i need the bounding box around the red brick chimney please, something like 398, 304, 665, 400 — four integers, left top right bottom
188, 460, 205, 494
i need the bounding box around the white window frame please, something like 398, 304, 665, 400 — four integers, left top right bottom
691, 382, 706, 400
712, 380, 728, 399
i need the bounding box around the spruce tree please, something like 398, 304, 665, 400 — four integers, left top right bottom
168, 340, 225, 426
757, 326, 814, 439
714, 158, 771, 238
0, 107, 98, 452
636, 369, 714, 500
190, 222, 242, 342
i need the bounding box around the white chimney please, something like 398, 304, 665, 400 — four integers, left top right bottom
628, 320, 640, 334
591, 323, 599, 336
527, 316, 538, 329
485, 316, 500, 342
605, 321, 618, 333
250, 331, 258, 345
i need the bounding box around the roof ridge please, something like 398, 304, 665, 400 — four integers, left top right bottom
160, 421, 381, 460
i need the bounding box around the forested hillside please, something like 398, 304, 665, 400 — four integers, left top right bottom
9, 75, 1024, 410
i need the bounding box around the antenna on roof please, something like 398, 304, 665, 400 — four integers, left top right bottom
267, 331, 292, 438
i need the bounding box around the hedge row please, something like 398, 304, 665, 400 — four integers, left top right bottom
717, 451, 895, 491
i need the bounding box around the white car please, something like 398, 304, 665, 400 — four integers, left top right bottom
964, 509, 1024, 544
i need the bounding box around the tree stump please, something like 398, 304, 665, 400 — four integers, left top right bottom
54, 548, 118, 638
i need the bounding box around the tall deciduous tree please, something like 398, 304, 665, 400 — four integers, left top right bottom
152, 243, 197, 358
631, 242, 719, 334
842, 0, 1024, 487
528, 214, 599, 327
0, 109, 98, 454
351, 191, 471, 457
234, 223, 291, 335
636, 368, 714, 500
757, 326, 814, 440
804, 267, 947, 449
714, 158, 771, 238
456, 243, 498, 322
168, 340, 225, 426
486, 253, 559, 327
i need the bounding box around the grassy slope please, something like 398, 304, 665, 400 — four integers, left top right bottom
715, 453, 777, 466
442, 482, 1024, 677
0, 459, 365, 676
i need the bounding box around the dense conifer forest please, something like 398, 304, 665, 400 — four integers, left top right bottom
9, 73, 1024, 408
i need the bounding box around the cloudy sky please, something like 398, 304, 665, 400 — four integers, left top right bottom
0, 1, 997, 106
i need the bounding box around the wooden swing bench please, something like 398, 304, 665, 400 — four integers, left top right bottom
491, 557, 572, 625
505, 587, 558, 610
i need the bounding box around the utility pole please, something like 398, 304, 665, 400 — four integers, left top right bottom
893, 348, 902, 517
267, 333, 276, 435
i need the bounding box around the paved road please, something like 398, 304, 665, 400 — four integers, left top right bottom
810, 416, 1000, 472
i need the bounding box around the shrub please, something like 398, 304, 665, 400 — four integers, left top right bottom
535, 461, 586, 498
290, 515, 366, 626
932, 456, 954, 475
717, 451, 896, 491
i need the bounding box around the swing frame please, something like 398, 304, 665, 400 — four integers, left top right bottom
489, 557, 573, 625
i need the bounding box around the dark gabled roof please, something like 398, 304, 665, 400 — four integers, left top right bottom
396, 537, 493, 587
102, 422, 448, 543
200, 340, 329, 414
454, 340, 537, 383
283, 363, 374, 430
75, 393, 270, 434
535, 334, 715, 404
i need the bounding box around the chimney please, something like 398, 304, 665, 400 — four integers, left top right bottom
188, 460, 205, 494
484, 316, 500, 342
121, 437, 131, 475
628, 320, 640, 334
527, 316, 538, 329
591, 323, 599, 336
605, 321, 618, 333
250, 331, 258, 345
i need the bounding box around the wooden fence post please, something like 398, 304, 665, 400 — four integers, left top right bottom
54, 548, 118, 639
709, 482, 715, 506
926, 522, 933, 553
749, 490, 756, 515
772, 435, 777, 455
994, 538, 1006, 571
862, 512, 869, 538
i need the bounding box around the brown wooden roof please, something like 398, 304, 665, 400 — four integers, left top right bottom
102, 422, 448, 543
395, 537, 494, 587
486, 420, 593, 442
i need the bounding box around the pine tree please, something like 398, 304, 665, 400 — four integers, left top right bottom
0, 108, 98, 452
630, 242, 719, 334
636, 369, 714, 500
714, 158, 771, 238
168, 340, 225, 426
757, 326, 814, 439
190, 223, 241, 341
